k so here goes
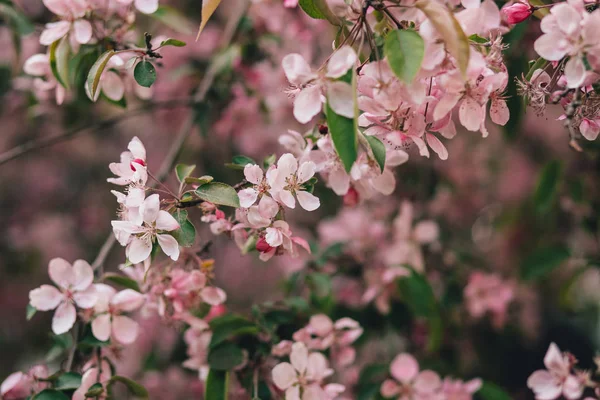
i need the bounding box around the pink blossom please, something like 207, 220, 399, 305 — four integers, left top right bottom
464, 271, 514, 327
441, 378, 482, 400
270, 153, 320, 211
91, 284, 145, 344
23, 54, 66, 104
111, 193, 180, 264
501, 2, 533, 24
527, 343, 586, 400
40, 0, 92, 48
29, 258, 97, 334
380, 353, 443, 400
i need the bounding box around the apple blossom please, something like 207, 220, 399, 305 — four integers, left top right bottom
91, 284, 145, 344
29, 258, 97, 334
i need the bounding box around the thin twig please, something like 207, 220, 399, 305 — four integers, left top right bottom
0, 98, 199, 167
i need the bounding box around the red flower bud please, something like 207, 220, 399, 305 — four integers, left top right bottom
502, 2, 532, 24
215, 209, 225, 220
343, 187, 360, 207
256, 237, 273, 253
130, 158, 146, 171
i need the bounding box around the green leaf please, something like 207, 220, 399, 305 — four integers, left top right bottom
205, 370, 229, 400
176, 164, 196, 183
26, 304, 36, 320
308, 272, 332, 298
46, 333, 73, 362
476, 381, 511, 400
195, 182, 240, 208
160, 38, 186, 47
0, 1, 34, 35
533, 160, 562, 214
232, 155, 256, 167
103, 273, 141, 292
31, 390, 69, 400
134, 61, 157, 88
397, 267, 443, 352
521, 245, 570, 281
415, 0, 469, 78
326, 103, 357, 173
384, 29, 424, 83
49, 37, 70, 89
54, 372, 82, 391
185, 175, 214, 185
468, 34, 488, 44
298, 0, 340, 25
85, 383, 104, 397
208, 342, 245, 370
209, 314, 259, 349
85, 50, 115, 101
150, 6, 195, 35
107, 376, 148, 398
171, 210, 196, 247
526, 58, 549, 81
365, 135, 386, 172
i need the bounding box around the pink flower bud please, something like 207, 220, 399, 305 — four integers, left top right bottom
502, 2, 532, 24
256, 237, 273, 253
215, 209, 225, 220
343, 187, 359, 207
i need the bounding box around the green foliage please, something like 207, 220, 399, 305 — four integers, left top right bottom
0, 0, 34, 35
159, 38, 186, 47
476, 381, 512, 400
32, 390, 69, 400
134, 60, 157, 88
205, 370, 229, 400
49, 37, 70, 89
53, 372, 82, 391
384, 29, 425, 83
297, 0, 340, 25
209, 314, 259, 349
521, 245, 570, 281
326, 102, 357, 173
208, 342, 245, 370
85, 50, 115, 101
107, 376, 148, 398
195, 182, 240, 208
226, 155, 256, 169
103, 272, 141, 292
26, 303, 36, 320
171, 209, 197, 247
365, 135, 386, 172
397, 267, 443, 352
533, 160, 562, 214
176, 164, 196, 183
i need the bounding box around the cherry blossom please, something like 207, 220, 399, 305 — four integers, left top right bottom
39, 0, 92, 47
502, 2, 533, 24
111, 193, 180, 264
91, 284, 145, 344
29, 258, 97, 334
272, 342, 338, 400
527, 343, 585, 400
380, 353, 443, 400
107, 137, 148, 186
464, 271, 514, 328
270, 153, 320, 211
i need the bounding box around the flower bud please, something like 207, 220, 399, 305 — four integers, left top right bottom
502, 2, 532, 24
256, 237, 273, 253
343, 187, 359, 207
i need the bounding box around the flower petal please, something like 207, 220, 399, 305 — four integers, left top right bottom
327, 81, 355, 119
272, 362, 297, 390
157, 234, 180, 261
297, 190, 320, 211
52, 301, 76, 334
91, 314, 112, 342
112, 315, 139, 344
390, 353, 419, 383
155, 210, 180, 231
29, 285, 63, 311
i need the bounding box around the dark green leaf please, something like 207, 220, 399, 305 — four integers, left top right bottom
31, 390, 69, 400
160, 38, 186, 47
384, 29, 424, 83
205, 370, 229, 400
107, 376, 148, 398
171, 210, 196, 247
208, 342, 245, 370
54, 372, 82, 391
232, 155, 256, 167
176, 164, 196, 183
298, 0, 340, 24
184, 175, 214, 185
475, 381, 511, 400
195, 182, 240, 208
209, 314, 259, 349
85, 50, 115, 101
26, 304, 36, 320
365, 135, 386, 172
85, 383, 104, 397
326, 102, 357, 173
103, 273, 141, 292
533, 160, 562, 214
521, 245, 570, 281
134, 61, 157, 88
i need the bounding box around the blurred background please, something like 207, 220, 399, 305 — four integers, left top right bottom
1, 0, 600, 398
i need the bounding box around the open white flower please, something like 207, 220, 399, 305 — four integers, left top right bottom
111, 194, 180, 264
